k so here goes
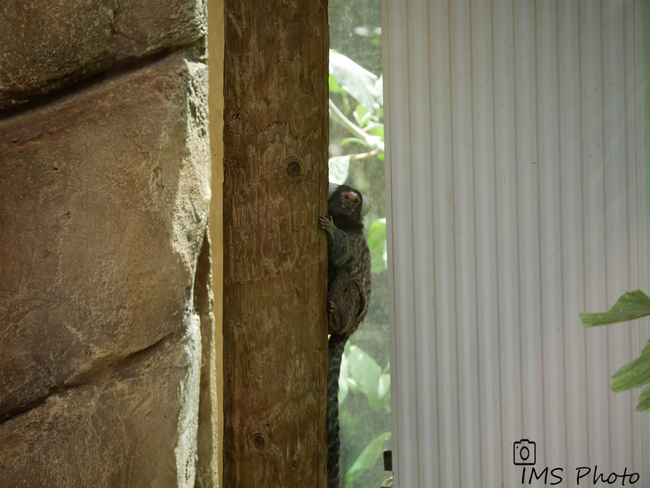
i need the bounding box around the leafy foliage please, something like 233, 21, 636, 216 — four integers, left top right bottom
330, 52, 383, 114
329, 49, 387, 276
345, 431, 392, 488
580, 289, 650, 410
580, 289, 650, 327
329, 154, 352, 186
340, 342, 391, 485
328, 50, 385, 185
367, 218, 387, 273
344, 343, 391, 412
329, 46, 390, 486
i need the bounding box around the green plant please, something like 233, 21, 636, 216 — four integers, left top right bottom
329, 50, 387, 275
340, 342, 391, 411
344, 431, 392, 488
580, 289, 650, 410
340, 341, 391, 486
328, 50, 385, 186
329, 48, 390, 488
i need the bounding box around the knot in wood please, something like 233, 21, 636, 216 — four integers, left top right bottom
253, 434, 266, 449
282, 157, 305, 182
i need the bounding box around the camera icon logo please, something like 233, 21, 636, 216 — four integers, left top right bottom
513, 439, 536, 466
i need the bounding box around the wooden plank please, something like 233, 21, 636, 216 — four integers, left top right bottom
222, 0, 329, 485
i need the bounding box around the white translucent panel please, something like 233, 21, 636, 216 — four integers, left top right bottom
382, 1, 648, 486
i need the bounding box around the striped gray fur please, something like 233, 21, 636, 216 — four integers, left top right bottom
320, 184, 372, 488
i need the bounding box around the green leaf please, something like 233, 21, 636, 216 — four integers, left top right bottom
341, 137, 369, 148
580, 289, 650, 327
635, 384, 650, 410
346, 345, 389, 411
375, 75, 384, 106
367, 219, 387, 273
347, 345, 381, 396
353, 105, 375, 128
330, 51, 382, 114
345, 431, 392, 487
329, 155, 351, 185
378, 373, 390, 401
611, 339, 650, 392
366, 124, 384, 142
329, 72, 345, 94
329, 73, 351, 113
353, 104, 369, 126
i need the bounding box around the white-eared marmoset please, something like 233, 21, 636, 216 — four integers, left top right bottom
319, 183, 372, 488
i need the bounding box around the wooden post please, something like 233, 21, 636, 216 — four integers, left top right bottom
222, 0, 329, 486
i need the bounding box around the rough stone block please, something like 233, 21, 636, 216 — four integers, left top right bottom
0, 54, 210, 421
0, 317, 202, 488
0, 0, 207, 111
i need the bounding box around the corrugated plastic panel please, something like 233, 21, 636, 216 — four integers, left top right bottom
382, 1, 647, 486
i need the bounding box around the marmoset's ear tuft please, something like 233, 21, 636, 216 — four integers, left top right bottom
328, 182, 339, 199
360, 195, 371, 217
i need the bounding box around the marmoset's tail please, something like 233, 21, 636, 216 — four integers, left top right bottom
327, 333, 349, 488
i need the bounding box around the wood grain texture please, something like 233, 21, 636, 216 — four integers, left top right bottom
223, 0, 329, 485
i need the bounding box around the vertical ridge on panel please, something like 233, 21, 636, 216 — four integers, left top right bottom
536, 0, 567, 470
557, 0, 589, 475
630, 0, 648, 480
469, 0, 510, 487
602, 0, 633, 471
624, 0, 641, 295
618, 0, 642, 473
382, 0, 418, 484
621, 6, 646, 474
493, 1, 520, 486
450, 1, 478, 487
513, 0, 545, 458
430, 1, 457, 487
580, 0, 610, 466
407, 0, 437, 485
466, 0, 496, 486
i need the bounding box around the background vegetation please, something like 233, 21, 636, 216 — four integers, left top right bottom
329, 0, 390, 485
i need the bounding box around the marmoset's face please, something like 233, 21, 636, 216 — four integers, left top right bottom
338, 190, 361, 216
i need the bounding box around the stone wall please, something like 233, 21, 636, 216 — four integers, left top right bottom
0, 1, 214, 486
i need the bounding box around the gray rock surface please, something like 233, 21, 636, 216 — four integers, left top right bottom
0, 0, 207, 111
0, 53, 210, 422
0, 317, 202, 488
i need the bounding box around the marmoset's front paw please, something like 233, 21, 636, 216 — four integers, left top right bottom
318, 215, 334, 232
